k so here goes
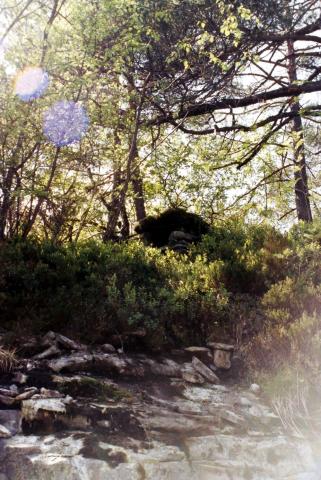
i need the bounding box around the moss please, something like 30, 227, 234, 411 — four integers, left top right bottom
59, 376, 132, 402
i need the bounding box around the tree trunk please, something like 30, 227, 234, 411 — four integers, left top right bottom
287, 39, 312, 222
131, 145, 146, 222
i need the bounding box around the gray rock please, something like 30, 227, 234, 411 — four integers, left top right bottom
0, 388, 17, 398
22, 398, 66, 422
192, 356, 220, 384
12, 372, 28, 384
0, 424, 11, 438
182, 369, 205, 385
39, 388, 64, 398
15, 387, 38, 401
207, 342, 235, 351
33, 344, 61, 360
250, 383, 261, 394
42, 331, 86, 351
0, 410, 21, 435
213, 349, 232, 370
48, 354, 94, 373
101, 344, 116, 353
0, 394, 15, 406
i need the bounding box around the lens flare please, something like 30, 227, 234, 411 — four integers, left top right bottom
14, 67, 49, 101
43, 100, 89, 147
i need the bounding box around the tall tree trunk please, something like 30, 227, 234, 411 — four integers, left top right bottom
131, 145, 146, 222
287, 39, 312, 222
0, 166, 15, 240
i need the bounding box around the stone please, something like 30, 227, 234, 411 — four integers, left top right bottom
220, 410, 246, 426
101, 344, 116, 353
250, 383, 261, 395
42, 331, 85, 351
55, 333, 86, 351
141, 358, 181, 377
184, 346, 211, 354
9, 384, 18, 394
40, 388, 64, 398
48, 354, 94, 373
213, 349, 232, 370
15, 387, 38, 401
0, 424, 11, 438
33, 344, 61, 360
22, 398, 66, 422
207, 342, 234, 352
184, 346, 212, 363
182, 370, 205, 385
0, 394, 15, 406
0, 410, 21, 435
192, 356, 220, 384
0, 388, 17, 397
12, 372, 28, 384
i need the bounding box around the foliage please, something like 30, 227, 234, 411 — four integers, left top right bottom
244, 221, 321, 378
0, 237, 228, 346
195, 219, 289, 294
0, 217, 308, 349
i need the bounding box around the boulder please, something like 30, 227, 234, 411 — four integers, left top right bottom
101, 344, 116, 353
207, 342, 234, 370
48, 354, 94, 373
33, 344, 61, 360
191, 357, 220, 384
42, 331, 86, 351
213, 349, 232, 370
249, 383, 261, 395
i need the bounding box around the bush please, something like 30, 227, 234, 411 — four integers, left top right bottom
0, 238, 228, 347
195, 220, 289, 294
244, 221, 321, 378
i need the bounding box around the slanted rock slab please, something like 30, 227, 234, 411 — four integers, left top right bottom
192, 356, 220, 384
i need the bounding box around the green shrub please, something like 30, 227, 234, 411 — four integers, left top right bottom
195, 220, 289, 294
0, 238, 229, 347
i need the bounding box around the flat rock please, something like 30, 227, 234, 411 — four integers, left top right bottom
207, 342, 234, 352
48, 354, 94, 373
192, 356, 220, 384
184, 346, 211, 353
22, 398, 66, 422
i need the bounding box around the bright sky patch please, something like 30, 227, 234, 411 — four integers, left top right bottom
43, 100, 89, 147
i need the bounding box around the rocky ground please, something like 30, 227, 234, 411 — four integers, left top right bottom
0, 331, 319, 480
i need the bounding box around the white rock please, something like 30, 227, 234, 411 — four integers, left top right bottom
22, 398, 66, 421
0, 423, 12, 438
250, 383, 261, 394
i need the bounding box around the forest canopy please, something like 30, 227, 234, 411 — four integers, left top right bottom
0, 0, 320, 241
